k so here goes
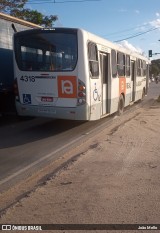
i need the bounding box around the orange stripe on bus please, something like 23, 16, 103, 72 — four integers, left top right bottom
119, 77, 126, 95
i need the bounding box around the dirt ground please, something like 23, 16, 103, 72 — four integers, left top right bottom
0, 97, 160, 233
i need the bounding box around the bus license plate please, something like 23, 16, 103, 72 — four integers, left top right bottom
41, 97, 53, 102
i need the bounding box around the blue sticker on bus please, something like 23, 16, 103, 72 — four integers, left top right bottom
23, 94, 31, 104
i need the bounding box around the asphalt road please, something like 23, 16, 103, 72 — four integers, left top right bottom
0, 81, 160, 229
0, 82, 159, 193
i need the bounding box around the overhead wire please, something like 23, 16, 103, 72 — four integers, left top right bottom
102, 23, 152, 37
27, 0, 101, 4
114, 26, 160, 42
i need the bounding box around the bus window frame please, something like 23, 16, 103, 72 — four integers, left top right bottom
88, 41, 99, 79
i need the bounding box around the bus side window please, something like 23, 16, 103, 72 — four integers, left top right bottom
117, 52, 125, 76
126, 55, 130, 77
88, 42, 99, 78
111, 49, 117, 78
142, 60, 146, 76
137, 59, 142, 76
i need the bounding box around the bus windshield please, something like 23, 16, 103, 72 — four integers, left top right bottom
14, 30, 78, 72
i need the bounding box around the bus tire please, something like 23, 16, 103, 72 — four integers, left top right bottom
117, 94, 124, 116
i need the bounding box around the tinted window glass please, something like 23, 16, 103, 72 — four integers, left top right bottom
126, 55, 130, 77
88, 42, 99, 78
117, 52, 125, 76
111, 49, 117, 78
137, 59, 142, 76
14, 30, 78, 72
142, 60, 146, 76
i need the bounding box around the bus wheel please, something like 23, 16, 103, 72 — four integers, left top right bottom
117, 94, 124, 116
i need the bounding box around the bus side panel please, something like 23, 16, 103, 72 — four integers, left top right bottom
86, 37, 103, 121
77, 30, 95, 121
134, 77, 146, 101
89, 79, 102, 120
109, 77, 119, 114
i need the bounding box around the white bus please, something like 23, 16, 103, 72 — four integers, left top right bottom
13, 28, 149, 121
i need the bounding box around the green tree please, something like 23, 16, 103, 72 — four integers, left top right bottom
150, 59, 160, 77
0, 0, 27, 13
0, 0, 58, 27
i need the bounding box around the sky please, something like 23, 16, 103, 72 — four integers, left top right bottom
26, 0, 160, 59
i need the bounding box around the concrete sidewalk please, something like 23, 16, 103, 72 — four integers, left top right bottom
0, 98, 160, 232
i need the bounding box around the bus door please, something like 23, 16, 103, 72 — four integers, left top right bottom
131, 60, 136, 102
100, 53, 110, 115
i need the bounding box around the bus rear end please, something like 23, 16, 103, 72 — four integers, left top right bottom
13, 28, 88, 120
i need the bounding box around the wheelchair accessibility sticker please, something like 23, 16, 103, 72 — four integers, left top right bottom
23, 94, 31, 104
93, 83, 101, 101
